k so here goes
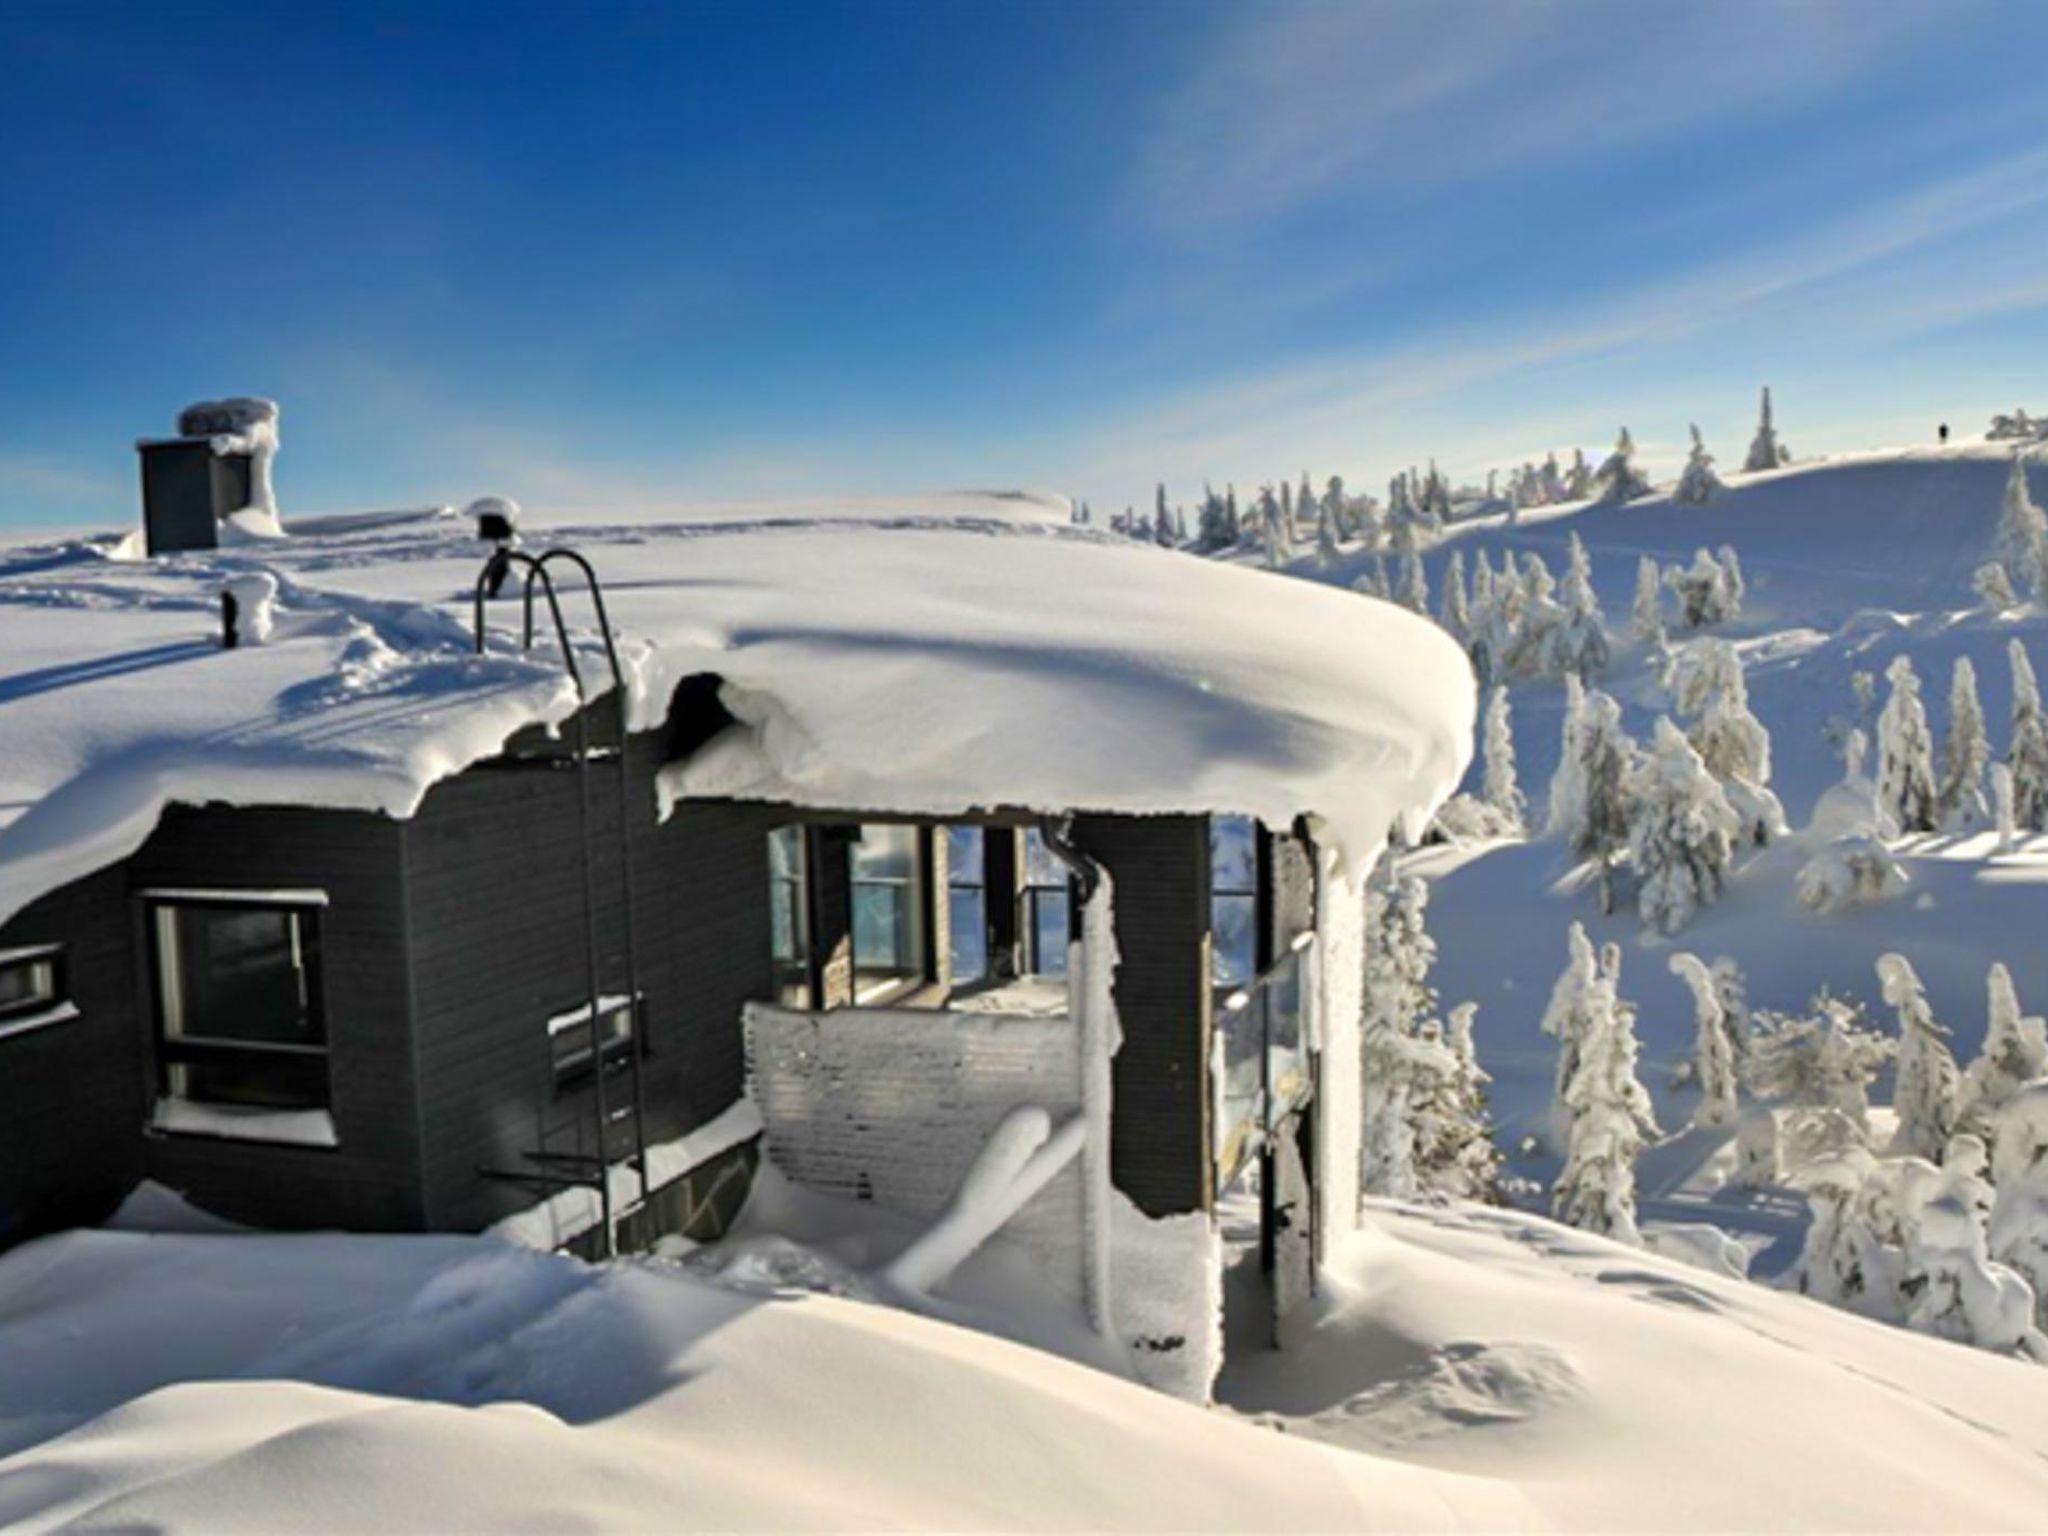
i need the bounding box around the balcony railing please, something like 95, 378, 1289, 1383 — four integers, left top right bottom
1212, 933, 1314, 1192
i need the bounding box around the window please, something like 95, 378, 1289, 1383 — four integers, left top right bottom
1211, 815, 1260, 988
767, 826, 812, 1006
149, 899, 329, 1112
0, 945, 61, 1021
849, 823, 930, 1002
549, 994, 637, 1087
1021, 827, 1071, 978
947, 825, 987, 985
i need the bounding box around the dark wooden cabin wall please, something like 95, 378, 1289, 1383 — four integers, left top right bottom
127, 805, 425, 1232
1071, 813, 1212, 1220
0, 867, 146, 1247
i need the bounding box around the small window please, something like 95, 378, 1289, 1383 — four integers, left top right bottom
849, 823, 930, 1003
0, 945, 64, 1025
549, 995, 637, 1087
1211, 816, 1260, 987
767, 826, 812, 1006
149, 900, 329, 1112
947, 825, 988, 985
1021, 827, 1071, 978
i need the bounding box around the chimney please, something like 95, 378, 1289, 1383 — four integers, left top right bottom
138, 398, 280, 555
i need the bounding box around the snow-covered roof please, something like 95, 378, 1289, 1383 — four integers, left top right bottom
0, 494, 1473, 926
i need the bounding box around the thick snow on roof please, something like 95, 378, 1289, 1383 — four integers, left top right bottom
0, 494, 1472, 926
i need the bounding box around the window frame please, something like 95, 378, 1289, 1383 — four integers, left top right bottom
143, 893, 333, 1122
945, 824, 989, 987
1019, 827, 1074, 979
1210, 814, 1264, 990
548, 992, 641, 1091
767, 825, 815, 1008
847, 822, 935, 1006
0, 943, 70, 1039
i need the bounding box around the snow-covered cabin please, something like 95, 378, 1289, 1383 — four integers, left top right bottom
0, 443, 1470, 1399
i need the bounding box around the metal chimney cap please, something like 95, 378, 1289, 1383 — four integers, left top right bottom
465, 496, 521, 543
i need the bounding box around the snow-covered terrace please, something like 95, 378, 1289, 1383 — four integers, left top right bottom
0, 492, 1473, 927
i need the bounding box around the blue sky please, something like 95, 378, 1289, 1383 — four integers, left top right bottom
5, 0, 2048, 531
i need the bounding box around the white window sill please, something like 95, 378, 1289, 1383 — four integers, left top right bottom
0, 1001, 79, 1043
150, 1098, 338, 1148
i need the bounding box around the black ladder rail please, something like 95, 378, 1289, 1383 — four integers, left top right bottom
470, 548, 647, 1257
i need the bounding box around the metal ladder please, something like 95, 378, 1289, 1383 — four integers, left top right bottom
472, 547, 648, 1258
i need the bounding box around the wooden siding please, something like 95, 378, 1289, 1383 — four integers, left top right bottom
1071, 813, 1213, 1219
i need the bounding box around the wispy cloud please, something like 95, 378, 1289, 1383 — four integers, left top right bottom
1132, 0, 1961, 232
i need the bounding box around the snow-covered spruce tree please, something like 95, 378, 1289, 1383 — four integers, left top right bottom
1668, 548, 1731, 629
1743, 385, 1789, 473
1717, 546, 1745, 620
1670, 952, 1739, 1129
1878, 952, 1963, 1163
1995, 761, 2018, 853
1631, 555, 1666, 647
1995, 451, 2048, 604
1903, 1157, 2045, 1355
1315, 494, 1341, 566
1628, 717, 1741, 934
1990, 1082, 2048, 1327
1673, 423, 1724, 504
1398, 546, 1429, 613
1540, 452, 1565, 503
1359, 875, 1457, 1199
2009, 640, 2048, 830
1554, 685, 1635, 910
1745, 990, 1894, 1147
1877, 654, 1940, 834
1941, 656, 1993, 830
1412, 1001, 1503, 1200
1542, 921, 1602, 1119
1712, 956, 1752, 1061
1786, 1147, 1887, 1308
1959, 963, 2048, 1139
1670, 638, 1786, 845
1553, 944, 1660, 1244
1547, 532, 1609, 679
1480, 684, 1525, 835
1438, 549, 1470, 641
1976, 562, 2020, 612
1564, 448, 1592, 501
1592, 427, 1652, 504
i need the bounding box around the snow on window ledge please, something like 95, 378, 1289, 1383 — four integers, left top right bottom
150, 1098, 339, 1149
0, 1001, 80, 1043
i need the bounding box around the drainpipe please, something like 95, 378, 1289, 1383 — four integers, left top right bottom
1039, 814, 1115, 1340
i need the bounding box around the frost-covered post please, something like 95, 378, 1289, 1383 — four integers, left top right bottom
1743, 386, 1789, 472
2008, 640, 2048, 830
1479, 685, 1525, 835
1878, 953, 1962, 1163
1674, 423, 1724, 504
1553, 943, 1659, 1244
1877, 654, 1939, 834
1941, 657, 1992, 830
1070, 869, 1121, 1337
1628, 717, 1741, 934
1959, 964, 2048, 1138
1670, 952, 1739, 1129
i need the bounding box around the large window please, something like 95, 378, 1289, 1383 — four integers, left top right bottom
1021, 827, 1071, 978
148, 899, 329, 1112
767, 826, 812, 1006
849, 823, 929, 1003
947, 825, 987, 985
1211, 815, 1260, 988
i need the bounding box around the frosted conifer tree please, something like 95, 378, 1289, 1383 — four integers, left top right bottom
1547, 673, 1587, 836
1565, 448, 1592, 501
1787, 1148, 1885, 1307
1592, 427, 1652, 504
1631, 555, 1666, 646
1673, 423, 1724, 504
1553, 685, 1634, 910
1628, 717, 1741, 933
1941, 656, 1992, 830
1670, 952, 1739, 1129
1990, 1083, 2048, 1328
1746, 991, 1893, 1145
1903, 1158, 2044, 1354
1877, 654, 1939, 834
1712, 956, 1752, 1061
1315, 495, 1341, 566
1360, 876, 1457, 1199
1743, 386, 1789, 472
1671, 638, 1785, 844
1995, 452, 2048, 604
2009, 641, 2048, 830
1480, 685, 1525, 834
1669, 548, 1733, 628
1542, 922, 1602, 1115
1878, 953, 1962, 1163
1398, 546, 1429, 613
1959, 964, 2048, 1138
1717, 546, 1745, 620
1548, 532, 1609, 678
1553, 944, 1659, 1243
1975, 562, 2019, 612
1438, 549, 1470, 641
1413, 1002, 1502, 1200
